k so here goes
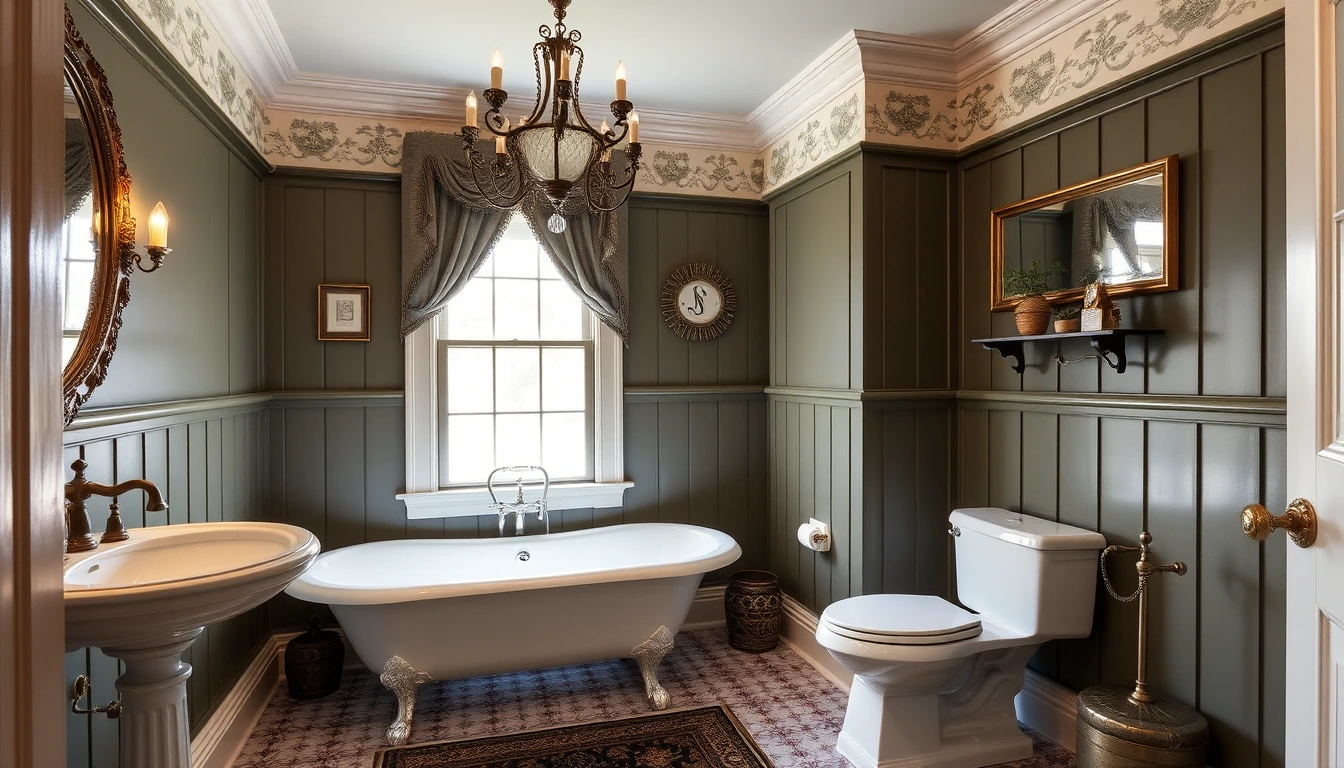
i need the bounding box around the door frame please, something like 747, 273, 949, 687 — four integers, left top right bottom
0, 0, 71, 766
1285, 0, 1334, 764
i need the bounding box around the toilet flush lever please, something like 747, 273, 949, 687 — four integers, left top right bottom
948, 525, 961, 537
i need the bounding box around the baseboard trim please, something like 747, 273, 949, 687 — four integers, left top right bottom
190, 635, 284, 768
1015, 669, 1079, 751
779, 594, 854, 692
683, 584, 728, 630
776, 596, 1079, 752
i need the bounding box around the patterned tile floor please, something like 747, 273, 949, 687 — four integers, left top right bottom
233, 628, 1074, 768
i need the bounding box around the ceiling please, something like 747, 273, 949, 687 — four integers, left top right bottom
265, 0, 1017, 116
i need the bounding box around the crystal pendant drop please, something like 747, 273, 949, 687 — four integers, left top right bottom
548, 212, 567, 233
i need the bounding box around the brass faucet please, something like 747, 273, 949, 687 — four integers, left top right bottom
64, 458, 167, 554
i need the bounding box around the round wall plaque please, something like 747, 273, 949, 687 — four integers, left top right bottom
661, 263, 736, 341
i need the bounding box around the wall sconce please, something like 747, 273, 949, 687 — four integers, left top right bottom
131, 201, 172, 273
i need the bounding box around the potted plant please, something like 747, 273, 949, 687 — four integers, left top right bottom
1003, 260, 1065, 335
1052, 304, 1082, 333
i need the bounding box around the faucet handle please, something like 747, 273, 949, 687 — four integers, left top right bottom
70, 458, 87, 480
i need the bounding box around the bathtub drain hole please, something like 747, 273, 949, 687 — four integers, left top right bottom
516, 550, 530, 562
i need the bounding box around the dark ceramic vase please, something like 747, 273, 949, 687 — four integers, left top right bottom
284, 616, 344, 700
724, 570, 782, 653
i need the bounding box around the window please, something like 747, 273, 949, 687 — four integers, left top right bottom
60, 194, 96, 366
439, 218, 593, 485
400, 215, 629, 517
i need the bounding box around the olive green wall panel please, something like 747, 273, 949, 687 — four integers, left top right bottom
260, 183, 772, 629
63, 408, 269, 768
956, 29, 1286, 768
69, 3, 262, 409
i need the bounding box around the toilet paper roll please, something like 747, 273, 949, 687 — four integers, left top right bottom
797, 522, 830, 551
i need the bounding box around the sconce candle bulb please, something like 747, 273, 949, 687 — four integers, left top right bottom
628, 111, 639, 143
490, 48, 503, 89
148, 201, 168, 248
614, 61, 626, 100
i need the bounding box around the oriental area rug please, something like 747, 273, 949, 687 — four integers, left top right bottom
373, 704, 773, 768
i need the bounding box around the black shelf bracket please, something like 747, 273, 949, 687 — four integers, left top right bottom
972, 329, 1164, 376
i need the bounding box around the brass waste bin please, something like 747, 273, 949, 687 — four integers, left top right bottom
1076, 685, 1208, 768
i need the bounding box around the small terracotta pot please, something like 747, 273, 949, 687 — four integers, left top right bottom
1054, 318, 1081, 334
1014, 295, 1051, 335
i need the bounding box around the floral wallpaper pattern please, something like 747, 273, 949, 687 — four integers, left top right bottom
264, 117, 405, 168
641, 151, 767, 196
765, 90, 864, 188
130, 0, 264, 147
866, 0, 1278, 148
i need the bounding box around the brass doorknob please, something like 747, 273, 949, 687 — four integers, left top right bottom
1241, 498, 1317, 548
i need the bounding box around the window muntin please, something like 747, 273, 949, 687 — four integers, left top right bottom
436, 217, 594, 487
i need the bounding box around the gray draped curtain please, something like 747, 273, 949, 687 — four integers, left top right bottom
65, 118, 93, 220
1066, 183, 1164, 278
401, 131, 630, 344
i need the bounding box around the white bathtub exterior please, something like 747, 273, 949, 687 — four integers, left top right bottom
285, 523, 741, 681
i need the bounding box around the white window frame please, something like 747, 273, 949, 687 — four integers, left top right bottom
399, 311, 629, 519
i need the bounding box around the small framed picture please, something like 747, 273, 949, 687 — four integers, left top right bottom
317, 283, 371, 341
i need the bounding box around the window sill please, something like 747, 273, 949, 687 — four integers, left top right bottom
396, 481, 633, 520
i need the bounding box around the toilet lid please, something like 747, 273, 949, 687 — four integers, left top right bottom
820, 595, 982, 645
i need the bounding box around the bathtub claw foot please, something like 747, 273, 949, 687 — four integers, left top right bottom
631, 625, 674, 710
380, 655, 431, 746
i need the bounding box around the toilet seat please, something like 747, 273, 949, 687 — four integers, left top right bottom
820, 594, 983, 645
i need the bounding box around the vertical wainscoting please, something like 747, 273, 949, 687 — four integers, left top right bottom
261, 179, 772, 628
625, 197, 771, 581
958, 29, 1286, 768
63, 403, 270, 765
766, 150, 957, 615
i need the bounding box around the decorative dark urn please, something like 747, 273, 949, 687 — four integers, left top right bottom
724, 570, 782, 653
284, 615, 344, 700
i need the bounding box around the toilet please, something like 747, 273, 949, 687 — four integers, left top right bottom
816, 507, 1106, 768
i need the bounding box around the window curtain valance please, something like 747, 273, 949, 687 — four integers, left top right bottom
400, 131, 629, 343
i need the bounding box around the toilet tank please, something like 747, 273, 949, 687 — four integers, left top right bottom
950, 507, 1107, 639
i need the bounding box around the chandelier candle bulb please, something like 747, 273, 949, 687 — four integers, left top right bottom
628, 111, 639, 143
147, 202, 168, 249
615, 61, 626, 100
465, 91, 478, 128
490, 48, 503, 89
559, 49, 570, 80
496, 136, 506, 155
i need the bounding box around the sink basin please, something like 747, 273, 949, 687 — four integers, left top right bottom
63, 521, 320, 768
65, 521, 320, 649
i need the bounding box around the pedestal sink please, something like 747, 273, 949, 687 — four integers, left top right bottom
64, 522, 320, 768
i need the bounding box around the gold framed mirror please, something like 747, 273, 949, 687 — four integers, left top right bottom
62, 7, 135, 425
990, 154, 1179, 311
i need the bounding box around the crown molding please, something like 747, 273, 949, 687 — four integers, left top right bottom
746, 31, 864, 148
852, 30, 957, 90
953, 0, 1122, 87
197, 0, 295, 101
196, 0, 1239, 159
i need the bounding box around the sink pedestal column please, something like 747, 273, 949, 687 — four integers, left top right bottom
104, 628, 203, 768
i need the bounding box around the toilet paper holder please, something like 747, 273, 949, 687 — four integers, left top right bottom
797, 518, 831, 551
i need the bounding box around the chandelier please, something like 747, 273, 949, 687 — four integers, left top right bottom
460, 0, 641, 234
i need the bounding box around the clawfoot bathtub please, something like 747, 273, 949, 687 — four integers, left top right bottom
285, 523, 740, 744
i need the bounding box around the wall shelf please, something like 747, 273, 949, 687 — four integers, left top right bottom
971, 329, 1164, 374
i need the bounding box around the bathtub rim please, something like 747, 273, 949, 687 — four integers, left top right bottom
284, 522, 741, 606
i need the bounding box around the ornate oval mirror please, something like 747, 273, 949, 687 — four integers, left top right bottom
62, 8, 134, 425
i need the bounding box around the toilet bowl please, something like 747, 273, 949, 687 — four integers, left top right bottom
816, 508, 1106, 768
